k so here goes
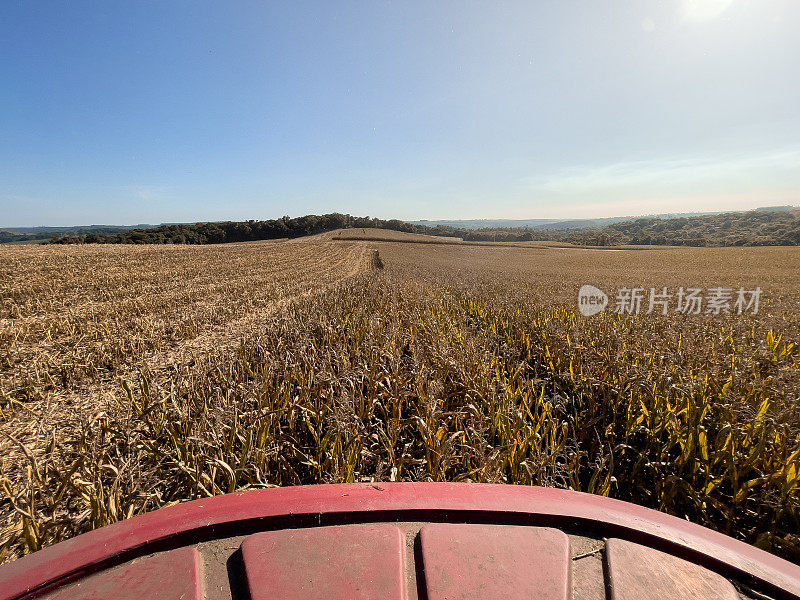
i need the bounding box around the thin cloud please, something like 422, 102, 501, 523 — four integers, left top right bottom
523, 190, 799, 220
526, 149, 800, 195
680, 0, 735, 22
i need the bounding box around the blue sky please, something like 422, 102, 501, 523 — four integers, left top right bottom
2, 1, 798, 226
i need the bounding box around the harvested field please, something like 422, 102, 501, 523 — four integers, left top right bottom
320, 227, 464, 243
321, 227, 664, 250
1, 235, 798, 564
1, 240, 369, 400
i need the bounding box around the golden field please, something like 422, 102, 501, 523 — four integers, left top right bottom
1, 233, 798, 563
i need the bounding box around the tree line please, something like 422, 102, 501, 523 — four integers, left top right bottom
428, 209, 800, 246
48, 214, 416, 245
45, 208, 800, 246
564, 209, 800, 246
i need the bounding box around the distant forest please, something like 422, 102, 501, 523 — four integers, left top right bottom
0, 224, 155, 244
48, 214, 417, 245
39, 207, 800, 247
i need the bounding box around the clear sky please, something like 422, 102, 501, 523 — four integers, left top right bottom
2, 1, 798, 226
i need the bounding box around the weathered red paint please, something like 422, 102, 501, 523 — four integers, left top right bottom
0, 483, 798, 600
606, 538, 738, 600
44, 546, 202, 600
419, 524, 570, 600
241, 524, 405, 600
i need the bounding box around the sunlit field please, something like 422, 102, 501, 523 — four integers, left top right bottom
1, 233, 798, 563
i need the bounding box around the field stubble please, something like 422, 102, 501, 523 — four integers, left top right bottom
0, 238, 798, 564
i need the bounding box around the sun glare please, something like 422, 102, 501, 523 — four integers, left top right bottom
681, 0, 735, 21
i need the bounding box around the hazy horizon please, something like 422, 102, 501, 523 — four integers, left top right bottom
4, 203, 797, 231
3, 1, 799, 226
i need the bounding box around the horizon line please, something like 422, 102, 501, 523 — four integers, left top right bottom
2, 204, 797, 230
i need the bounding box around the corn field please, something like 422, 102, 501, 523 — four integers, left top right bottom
1, 237, 798, 564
